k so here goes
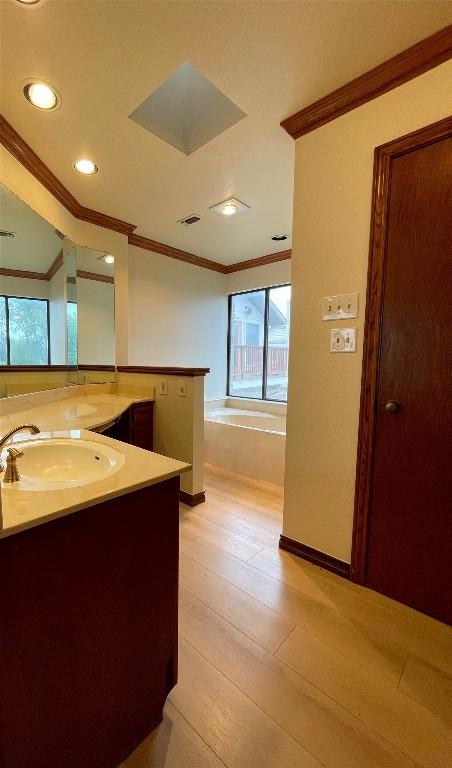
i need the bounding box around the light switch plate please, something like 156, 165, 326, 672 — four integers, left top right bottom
322, 293, 359, 320
159, 379, 168, 396
177, 379, 187, 397
330, 328, 357, 352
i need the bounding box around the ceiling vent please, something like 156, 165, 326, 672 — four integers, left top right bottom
178, 214, 201, 226
129, 62, 246, 155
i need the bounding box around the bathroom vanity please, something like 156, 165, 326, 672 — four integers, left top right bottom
0, 398, 189, 768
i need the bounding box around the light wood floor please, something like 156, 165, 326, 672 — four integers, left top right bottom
123, 463, 452, 768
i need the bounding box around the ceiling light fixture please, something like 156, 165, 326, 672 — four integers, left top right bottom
210, 198, 249, 217
97, 253, 115, 265
73, 159, 99, 176
16, 0, 41, 5
23, 80, 60, 110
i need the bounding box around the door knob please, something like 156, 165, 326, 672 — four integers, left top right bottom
385, 400, 400, 414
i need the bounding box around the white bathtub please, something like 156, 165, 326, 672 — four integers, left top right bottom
204, 402, 286, 486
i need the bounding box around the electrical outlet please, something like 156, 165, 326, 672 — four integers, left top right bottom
177, 379, 187, 397
159, 379, 168, 396
322, 293, 359, 320
330, 328, 357, 352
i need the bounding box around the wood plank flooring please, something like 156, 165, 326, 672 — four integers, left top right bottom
122, 463, 452, 768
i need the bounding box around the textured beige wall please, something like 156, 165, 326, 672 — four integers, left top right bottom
284, 59, 452, 562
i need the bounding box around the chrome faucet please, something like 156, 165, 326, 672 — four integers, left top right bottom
0, 425, 40, 476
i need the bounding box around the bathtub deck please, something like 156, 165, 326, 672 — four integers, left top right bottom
121, 463, 452, 768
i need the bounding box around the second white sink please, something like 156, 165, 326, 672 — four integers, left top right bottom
2, 437, 125, 491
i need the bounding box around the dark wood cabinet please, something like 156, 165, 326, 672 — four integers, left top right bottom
0, 476, 179, 768
102, 400, 154, 451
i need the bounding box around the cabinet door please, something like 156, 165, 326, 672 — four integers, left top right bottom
130, 403, 154, 451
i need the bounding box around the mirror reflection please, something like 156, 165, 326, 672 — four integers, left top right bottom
74, 246, 115, 367
0, 185, 116, 398
0, 185, 67, 366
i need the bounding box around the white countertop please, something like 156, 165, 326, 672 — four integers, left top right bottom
0, 394, 190, 539
0, 392, 149, 434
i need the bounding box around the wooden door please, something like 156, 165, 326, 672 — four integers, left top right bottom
353, 117, 452, 625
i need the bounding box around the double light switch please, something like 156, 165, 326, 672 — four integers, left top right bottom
322, 292, 359, 353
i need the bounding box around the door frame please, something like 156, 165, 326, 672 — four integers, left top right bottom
351, 114, 452, 584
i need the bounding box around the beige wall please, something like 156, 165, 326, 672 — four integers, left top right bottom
127, 246, 292, 400
77, 278, 115, 366
116, 371, 205, 496
48, 265, 67, 365
284, 60, 452, 562
128, 245, 228, 399
0, 275, 48, 300
226, 259, 291, 295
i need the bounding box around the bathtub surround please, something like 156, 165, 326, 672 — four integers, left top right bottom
283, 58, 452, 565
205, 399, 286, 486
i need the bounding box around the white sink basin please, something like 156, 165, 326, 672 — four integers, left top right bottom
1, 438, 125, 491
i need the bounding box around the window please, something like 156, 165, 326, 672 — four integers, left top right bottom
227, 284, 291, 401
67, 302, 78, 366
0, 296, 50, 365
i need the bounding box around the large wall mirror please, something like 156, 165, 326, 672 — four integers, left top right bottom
0, 185, 115, 398
73, 246, 115, 367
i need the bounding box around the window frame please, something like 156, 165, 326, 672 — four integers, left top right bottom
0, 294, 51, 366
227, 283, 291, 402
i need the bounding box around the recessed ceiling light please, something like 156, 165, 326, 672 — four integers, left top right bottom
73, 159, 99, 176
271, 234, 288, 241
23, 81, 60, 110
210, 198, 249, 217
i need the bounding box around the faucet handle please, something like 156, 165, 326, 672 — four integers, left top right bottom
7, 447, 24, 459
3, 447, 24, 483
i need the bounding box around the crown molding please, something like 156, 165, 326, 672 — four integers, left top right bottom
0, 114, 79, 215
0, 114, 291, 273
0, 267, 48, 281
128, 233, 226, 273
281, 25, 452, 140
76, 269, 114, 284
0, 115, 137, 237
0, 253, 109, 284
46, 250, 64, 280
224, 249, 292, 273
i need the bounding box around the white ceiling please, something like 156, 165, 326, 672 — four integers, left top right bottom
0, 184, 62, 272
1, 1, 451, 265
